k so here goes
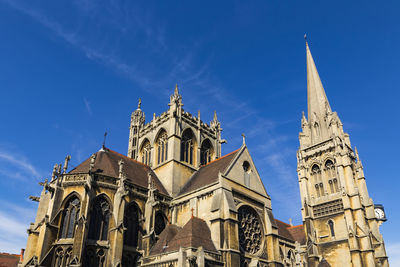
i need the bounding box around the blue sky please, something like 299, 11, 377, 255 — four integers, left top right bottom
0, 0, 399, 262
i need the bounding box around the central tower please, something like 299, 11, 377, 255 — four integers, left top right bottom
127, 85, 224, 197
297, 41, 388, 266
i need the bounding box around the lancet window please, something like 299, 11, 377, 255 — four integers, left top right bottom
200, 139, 213, 165
141, 140, 152, 166
123, 203, 140, 248
88, 196, 110, 241
60, 196, 80, 239
122, 202, 141, 267
181, 129, 194, 165
156, 130, 168, 165
154, 211, 166, 235
328, 220, 335, 237
325, 160, 339, 194
243, 161, 251, 187
311, 165, 324, 197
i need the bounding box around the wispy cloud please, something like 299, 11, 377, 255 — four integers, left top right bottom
0, 148, 41, 179
0, 201, 37, 253
83, 98, 92, 115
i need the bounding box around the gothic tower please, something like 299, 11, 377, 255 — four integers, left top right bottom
127, 85, 223, 197
297, 41, 388, 267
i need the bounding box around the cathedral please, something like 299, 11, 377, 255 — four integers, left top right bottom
19, 42, 389, 267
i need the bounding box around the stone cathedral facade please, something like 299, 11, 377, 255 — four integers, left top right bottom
19, 42, 388, 267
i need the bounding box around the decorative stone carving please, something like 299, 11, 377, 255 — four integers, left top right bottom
238, 206, 262, 254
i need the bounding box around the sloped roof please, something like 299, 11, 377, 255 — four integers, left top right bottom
149, 224, 182, 255
178, 149, 239, 196
69, 147, 169, 196
275, 219, 306, 245
150, 217, 218, 255
287, 224, 306, 245
0, 252, 20, 267
275, 219, 295, 242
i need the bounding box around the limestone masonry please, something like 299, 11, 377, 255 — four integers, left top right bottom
19, 42, 388, 267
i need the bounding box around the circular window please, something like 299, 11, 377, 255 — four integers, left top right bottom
238, 206, 262, 254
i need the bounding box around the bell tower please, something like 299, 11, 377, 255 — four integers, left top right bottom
297, 40, 388, 267
127, 85, 224, 197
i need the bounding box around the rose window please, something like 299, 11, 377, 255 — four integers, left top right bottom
238, 206, 262, 254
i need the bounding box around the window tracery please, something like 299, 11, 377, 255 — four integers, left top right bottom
60, 197, 80, 239
200, 139, 213, 165
157, 131, 168, 165
238, 206, 262, 254
325, 160, 339, 194
181, 129, 194, 165
83, 247, 106, 267
88, 196, 110, 241
311, 165, 324, 197
141, 140, 152, 166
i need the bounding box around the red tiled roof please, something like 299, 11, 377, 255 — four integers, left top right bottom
0, 252, 20, 267
275, 219, 295, 242
178, 149, 239, 196
69, 147, 169, 196
150, 217, 218, 255
274, 219, 306, 245
287, 224, 306, 245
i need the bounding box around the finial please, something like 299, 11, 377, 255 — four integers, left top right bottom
102, 131, 108, 149
213, 110, 218, 121
289, 218, 293, 226
355, 146, 360, 162
174, 84, 179, 95
51, 164, 58, 180
89, 153, 96, 172
241, 133, 246, 145
63, 155, 71, 174
138, 98, 142, 109
118, 159, 124, 178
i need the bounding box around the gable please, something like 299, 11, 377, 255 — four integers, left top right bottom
224, 146, 268, 197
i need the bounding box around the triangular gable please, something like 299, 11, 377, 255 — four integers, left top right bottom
223, 145, 268, 197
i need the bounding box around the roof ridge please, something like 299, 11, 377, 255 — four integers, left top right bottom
288, 224, 304, 229
201, 148, 240, 167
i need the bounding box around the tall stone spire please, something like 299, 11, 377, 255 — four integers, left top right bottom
306, 39, 331, 121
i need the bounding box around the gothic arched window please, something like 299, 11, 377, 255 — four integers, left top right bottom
325, 160, 339, 194
156, 130, 168, 165
154, 211, 166, 235
123, 203, 140, 248
181, 129, 195, 165
328, 220, 335, 237
311, 165, 324, 197
140, 140, 152, 166
60, 196, 80, 239
200, 139, 213, 165
88, 196, 111, 241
